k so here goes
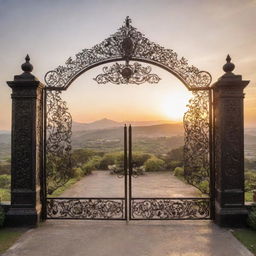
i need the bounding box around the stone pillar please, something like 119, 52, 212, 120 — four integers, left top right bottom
212, 55, 249, 227
6, 55, 44, 226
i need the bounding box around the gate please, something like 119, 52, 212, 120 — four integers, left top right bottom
45, 122, 212, 220
43, 17, 213, 220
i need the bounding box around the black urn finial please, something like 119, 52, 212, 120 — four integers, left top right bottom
223, 54, 235, 73
21, 54, 33, 73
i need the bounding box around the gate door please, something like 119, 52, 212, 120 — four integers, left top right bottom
127, 124, 212, 220
45, 91, 127, 220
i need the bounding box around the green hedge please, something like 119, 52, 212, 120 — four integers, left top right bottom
144, 157, 165, 172
173, 167, 184, 177
81, 156, 102, 174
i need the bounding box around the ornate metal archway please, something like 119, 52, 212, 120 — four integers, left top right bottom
44, 17, 213, 220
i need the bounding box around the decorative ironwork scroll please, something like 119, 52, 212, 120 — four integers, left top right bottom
131, 198, 210, 219
44, 17, 211, 89
94, 62, 160, 84
46, 91, 73, 194
183, 90, 210, 194
47, 198, 125, 219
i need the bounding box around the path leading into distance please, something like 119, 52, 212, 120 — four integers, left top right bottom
60, 170, 201, 197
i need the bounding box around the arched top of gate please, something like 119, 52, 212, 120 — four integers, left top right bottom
44, 17, 212, 90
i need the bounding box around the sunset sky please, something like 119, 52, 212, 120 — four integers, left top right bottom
0, 0, 255, 130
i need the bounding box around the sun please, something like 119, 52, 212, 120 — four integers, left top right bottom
161, 93, 191, 122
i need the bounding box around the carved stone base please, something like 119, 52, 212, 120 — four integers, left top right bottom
6, 207, 41, 227
214, 202, 248, 227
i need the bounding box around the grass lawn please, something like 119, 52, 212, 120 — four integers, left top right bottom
48, 178, 80, 197
232, 228, 256, 255
0, 188, 10, 202
0, 228, 27, 254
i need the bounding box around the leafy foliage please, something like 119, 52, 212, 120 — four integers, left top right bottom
144, 157, 165, 172
173, 167, 184, 177
81, 156, 102, 174
0, 207, 4, 227
245, 171, 256, 192
164, 146, 184, 171
248, 207, 256, 230
71, 149, 96, 167
99, 152, 123, 169
0, 175, 10, 189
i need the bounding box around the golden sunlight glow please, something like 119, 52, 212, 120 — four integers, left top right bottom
161, 92, 191, 121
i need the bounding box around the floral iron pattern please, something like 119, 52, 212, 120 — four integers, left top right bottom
47, 198, 125, 219
183, 90, 210, 194
131, 198, 210, 219
45, 17, 211, 89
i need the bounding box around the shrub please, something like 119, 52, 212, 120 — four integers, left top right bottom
165, 146, 184, 162
198, 180, 209, 194
166, 160, 183, 171
71, 148, 96, 167
0, 207, 5, 227
245, 171, 256, 192
0, 175, 11, 189
144, 157, 165, 172
73, 167, 84, 180
81, 156, 102, 175
248, 207, 256, 230
173, 167, 184, 177
132, 152, 152, 167
99, 152, 121, 169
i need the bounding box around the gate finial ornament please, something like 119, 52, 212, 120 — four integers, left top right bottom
21, 54, 33, 73
223, 54, 235, 73
125, 16, 132, 27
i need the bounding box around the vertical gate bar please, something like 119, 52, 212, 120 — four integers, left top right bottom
128, 124, 132, 220
210, 88, 215, 219
42, 88, 47, 220
124, 125, 128, 220
209, 89, 215, 219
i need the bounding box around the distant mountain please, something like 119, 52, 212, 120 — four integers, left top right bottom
72, 118, 122, 131
72, 118, 180, 132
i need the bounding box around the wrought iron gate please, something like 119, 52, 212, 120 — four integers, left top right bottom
43, 17, 213, 220
127, 123, 212, 220
45, 119, 212, 220
45, 116, 128, 219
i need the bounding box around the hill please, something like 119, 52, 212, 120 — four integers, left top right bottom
73, 118, 121, 131
72, 118, 180, 132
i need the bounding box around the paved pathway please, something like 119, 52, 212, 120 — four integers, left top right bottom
3, 171, 253, 256
3, 221, 253, 256
61, 170, 201, 197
